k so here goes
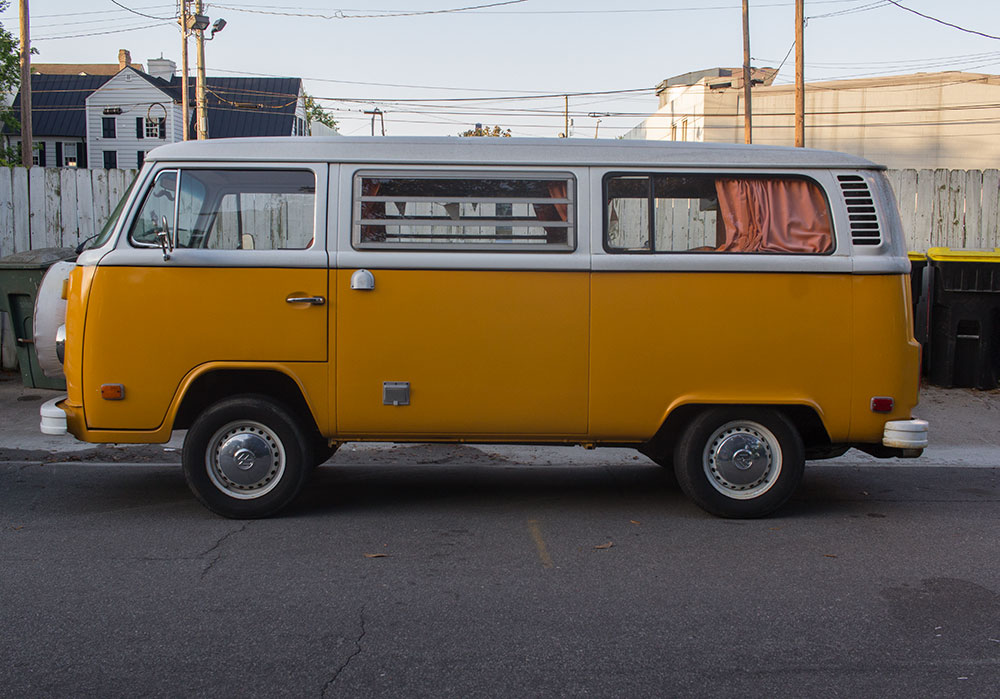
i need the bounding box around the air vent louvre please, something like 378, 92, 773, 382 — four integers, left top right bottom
838, 175, 881, 246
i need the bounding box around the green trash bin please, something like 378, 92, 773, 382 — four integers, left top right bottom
0, 247, 77, 390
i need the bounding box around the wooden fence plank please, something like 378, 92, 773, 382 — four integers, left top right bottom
43, 168, 63, 249
11, 167, 29, 252
60, 168, 79, 247
0, 168, 12, 258
897, 169, 918, 248
76, 169, 95, 244
91, 169, 109, 233
913, 169, 935, 251
982, 170, 1000, 251
28, 167, 46, 249
963, 170, 983, 248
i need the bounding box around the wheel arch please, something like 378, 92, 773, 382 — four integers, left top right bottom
640, 401, 832, 462
171, 365, 321, 436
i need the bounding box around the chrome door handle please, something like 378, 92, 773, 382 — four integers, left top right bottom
285, 295, 325, 305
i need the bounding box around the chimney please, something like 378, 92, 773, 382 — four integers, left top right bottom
146, 56, 177, 81
118, 49, 132, 70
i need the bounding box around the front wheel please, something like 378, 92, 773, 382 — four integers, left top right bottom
674, 408, 804, 518
182, 395, 312, 518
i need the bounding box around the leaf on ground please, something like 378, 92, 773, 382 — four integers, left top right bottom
594, 541, 614, 550
630, 520, 641, 525
363, 553, 389, 558
824, 554, 837, 558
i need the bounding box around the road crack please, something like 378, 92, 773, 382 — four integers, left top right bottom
321, 607, 367, 697
199, 522, 250, 580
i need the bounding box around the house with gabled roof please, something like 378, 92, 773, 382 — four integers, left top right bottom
4, 50, 312, 169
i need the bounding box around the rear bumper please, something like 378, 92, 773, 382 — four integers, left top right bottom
883, 418, 928, 449
40, 395, 69, 435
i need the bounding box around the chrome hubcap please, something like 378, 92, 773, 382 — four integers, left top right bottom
206, 421, 285, 499
703, 421, 782, 500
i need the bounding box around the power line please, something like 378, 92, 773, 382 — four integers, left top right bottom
211, 0, 528, 20
108, 0, 175, 21
884, 0, 1000, 41
35, 21, 174, 40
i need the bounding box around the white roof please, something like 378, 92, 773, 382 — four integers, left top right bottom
146, 136, 882, 170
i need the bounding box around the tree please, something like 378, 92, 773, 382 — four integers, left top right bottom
303, 92, 338, 132
458, 124, 511, 138
0, 1, 25, 164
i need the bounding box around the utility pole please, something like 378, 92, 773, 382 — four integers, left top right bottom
742, 0, 752, 144
195, 0, 207, 140
180, 0, 190, 141
19, 0, 31, 168
794, 0, 805, 147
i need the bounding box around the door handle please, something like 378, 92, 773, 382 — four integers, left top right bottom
285, 295, 325, 305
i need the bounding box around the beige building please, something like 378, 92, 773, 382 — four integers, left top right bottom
627, 68, 1000, 169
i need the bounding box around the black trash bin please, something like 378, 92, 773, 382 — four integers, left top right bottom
926, 247, 1000, 390
0, 247, 77, 390
908, 251, 931, 376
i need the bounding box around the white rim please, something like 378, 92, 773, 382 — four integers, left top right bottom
702, 420, 783, 500
205, 420, 286, 500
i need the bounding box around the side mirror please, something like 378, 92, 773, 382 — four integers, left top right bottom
156, 215, 174, 261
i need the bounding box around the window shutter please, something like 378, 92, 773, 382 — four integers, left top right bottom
136, 117, 144, 139
55, 141, 63, 167
37, 142, 46, 167
158, 118, 166, 139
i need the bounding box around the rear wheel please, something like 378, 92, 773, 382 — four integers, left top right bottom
182, 395, 312, 518
674, 407, 804, 518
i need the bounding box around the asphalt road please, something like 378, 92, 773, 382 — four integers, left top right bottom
2, 444, 999, 698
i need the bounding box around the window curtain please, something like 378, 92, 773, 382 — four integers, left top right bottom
532, 181, 569, 244
714, 178, 833, 253
360, 180, 385, 242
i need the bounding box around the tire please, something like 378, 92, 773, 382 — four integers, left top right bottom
312, 439, 339, 469
182, 395, 313, 518
673, 407, 804, 519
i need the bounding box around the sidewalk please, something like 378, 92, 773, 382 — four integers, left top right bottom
1, 369, 998, 464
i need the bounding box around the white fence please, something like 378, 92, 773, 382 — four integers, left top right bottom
3, 166, 1000, 371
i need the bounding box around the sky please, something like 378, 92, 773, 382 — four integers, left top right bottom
3, 1, 1000, 138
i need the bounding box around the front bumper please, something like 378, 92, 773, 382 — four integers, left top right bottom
883, 418, 929, 449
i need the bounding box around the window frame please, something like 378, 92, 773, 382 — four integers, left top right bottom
126, 166, 319, 252
351, 170, 577, 253
601, 171, 837, 256
103, 150, 117, 169
102, 117, 116, 139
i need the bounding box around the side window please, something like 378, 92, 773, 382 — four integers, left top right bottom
353, 173, 575, 251
129, 170, 177, 246
174, 170, 316, 250
605, 173, 833, 254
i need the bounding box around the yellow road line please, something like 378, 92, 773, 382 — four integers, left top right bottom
527, 519, 554, 569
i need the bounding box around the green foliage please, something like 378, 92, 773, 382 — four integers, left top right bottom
458, 124, 512, 138
0, 1, 26, 165
303, 92, 338, 131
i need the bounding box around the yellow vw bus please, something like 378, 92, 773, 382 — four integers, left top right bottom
35, 137, 927, 518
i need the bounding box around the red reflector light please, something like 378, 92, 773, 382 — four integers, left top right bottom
871, 396, 894, 413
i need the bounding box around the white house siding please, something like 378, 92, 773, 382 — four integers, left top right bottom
85, 69, 179, 169
4, 138, 86, 167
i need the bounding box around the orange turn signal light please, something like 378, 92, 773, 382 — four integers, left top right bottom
101, 384, 125, 401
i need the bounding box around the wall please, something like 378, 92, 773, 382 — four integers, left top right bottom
632, 72, 1000, 170
85, 69, 181, 170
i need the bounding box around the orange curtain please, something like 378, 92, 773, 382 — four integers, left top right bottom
360, 180, 384, 242
533, 181, 568, 244
715, 178, 832, 253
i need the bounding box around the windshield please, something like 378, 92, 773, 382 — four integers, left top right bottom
88, 179, 137, 250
